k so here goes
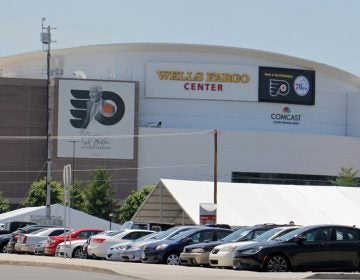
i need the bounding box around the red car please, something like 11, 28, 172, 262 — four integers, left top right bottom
45, 228, 103, 256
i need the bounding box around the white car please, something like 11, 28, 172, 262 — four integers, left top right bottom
209, 226, 300, 268
55, 239, 88, 258
16, 228, 69, 254
87, 229, 154, 259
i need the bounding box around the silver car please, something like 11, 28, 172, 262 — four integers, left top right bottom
106, 226, 198, 262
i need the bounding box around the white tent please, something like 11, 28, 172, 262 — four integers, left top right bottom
0, 204, 121, 230
132, 179, 360, 227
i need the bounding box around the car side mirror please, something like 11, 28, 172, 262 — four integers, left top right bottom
293, 235, 307, 243
184, 238, 193, 245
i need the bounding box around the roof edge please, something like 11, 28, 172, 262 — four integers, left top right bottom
0, 42, 359, 88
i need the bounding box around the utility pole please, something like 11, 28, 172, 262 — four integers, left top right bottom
68, 140, 80, 184
41, 17, 56, 219
214, 129, 218, 204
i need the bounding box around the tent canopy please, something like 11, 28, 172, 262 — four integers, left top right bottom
0, 204, 121, 230
132, 179, 360, 227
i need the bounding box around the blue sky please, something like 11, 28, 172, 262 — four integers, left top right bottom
1, 0, 359, 76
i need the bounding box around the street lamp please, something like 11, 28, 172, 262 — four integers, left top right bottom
109, 213, 114, 230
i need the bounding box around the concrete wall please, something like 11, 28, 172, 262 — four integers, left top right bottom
0, 78, 47, 204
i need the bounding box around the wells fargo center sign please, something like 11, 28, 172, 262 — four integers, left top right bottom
146, 62, 258, 101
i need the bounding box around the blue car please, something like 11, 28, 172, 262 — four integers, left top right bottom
142, 227, 233, 265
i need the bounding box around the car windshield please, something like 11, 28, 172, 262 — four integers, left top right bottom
104, 230, 123, 236
135, 232, 158, 241
119, 221, 132, 230
28, 228, 49, 235
169, 228, 199, 241
221, 228, 250, 242
274, 227, 305, 241
153, 227, 189, 240
253, 228, 284, 242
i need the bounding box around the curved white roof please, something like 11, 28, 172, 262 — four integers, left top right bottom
0, 42, 359, 88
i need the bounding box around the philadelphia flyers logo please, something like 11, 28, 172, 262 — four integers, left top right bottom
269, 79, 290, 97
69, 86, 125, 129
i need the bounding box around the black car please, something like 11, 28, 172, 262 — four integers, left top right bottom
233, 224, 360, 272
0, 233, 11, 253
142, 227, 233, 265
179, 223, 286, 266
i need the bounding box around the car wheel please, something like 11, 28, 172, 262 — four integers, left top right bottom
73, 247, 87, 259
265, 254, 289, 272
165, 252, 180, 265
0, 243, 7, 254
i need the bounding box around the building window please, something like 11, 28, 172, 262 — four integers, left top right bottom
231, 172, 336, 186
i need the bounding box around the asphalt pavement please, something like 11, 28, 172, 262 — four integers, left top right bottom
0, 254, 358, 280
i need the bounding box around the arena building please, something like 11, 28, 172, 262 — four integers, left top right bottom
0, 43, 359, 207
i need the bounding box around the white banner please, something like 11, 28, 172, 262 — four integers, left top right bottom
146, 62, 258, 101
57, 79, 135, 159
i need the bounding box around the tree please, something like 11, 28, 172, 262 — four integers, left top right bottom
70, 179, 87, 212
22, 178, 63, 207
84, 168, 118, 220
0, 191, 10, 213
118, 185, 154, 223
332, 167, 359, 187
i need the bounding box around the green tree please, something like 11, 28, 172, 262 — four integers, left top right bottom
22, 178, 63, 207
332, 167, 359, 187
0, 191, 10, 213
70, 179, 87, 212
84, 168, 118, 220
118, 185, 154, 223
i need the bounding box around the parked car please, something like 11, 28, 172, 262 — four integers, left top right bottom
209, 226, 300, 268
7, 225, 55, 253
34, 240, 47, 255
45, 228, 104, 256
106, 231, 160, 261
0, 221, 36, 235
120, 221, 175, 232
0, 233, 11, 253
56, 239, 88, 259
57, 230, 119, 259
142, 227, 233, 265
16, 227, 68, 254
233, 224, 360, 272
106, 226, 199, 262
87, 229, 154, 259
179, 223, 283, 266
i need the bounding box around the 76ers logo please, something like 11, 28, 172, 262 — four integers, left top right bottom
69, 88, 125, 129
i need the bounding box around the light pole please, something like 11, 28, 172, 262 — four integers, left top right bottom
41, 17, 56, 219
109, 213, 114, 230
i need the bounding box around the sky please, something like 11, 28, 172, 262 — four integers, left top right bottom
1, 0, 359, 76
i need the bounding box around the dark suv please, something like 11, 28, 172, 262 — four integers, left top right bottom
142, 227, 233, 265
179, 223, 286, 266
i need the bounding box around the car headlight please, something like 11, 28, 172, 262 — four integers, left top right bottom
219, 245, 236, 252
156, 244, 169, 251
191, 248, 204, 253
241, 247, 262, 254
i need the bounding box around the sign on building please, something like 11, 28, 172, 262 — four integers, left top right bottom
57, 79, 136, 159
